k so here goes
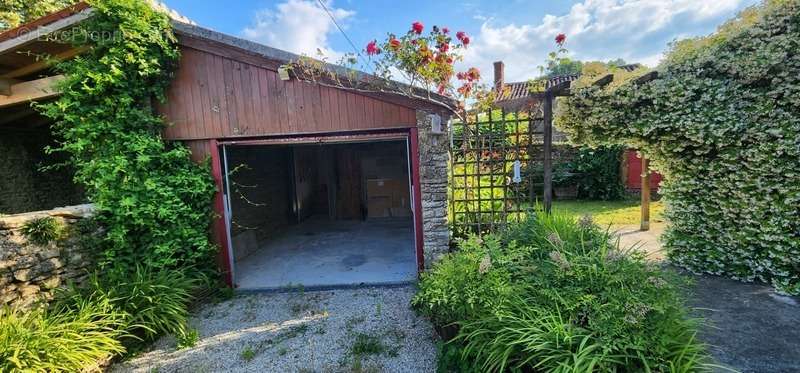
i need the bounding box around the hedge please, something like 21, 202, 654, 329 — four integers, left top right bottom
556, 0, 800, 294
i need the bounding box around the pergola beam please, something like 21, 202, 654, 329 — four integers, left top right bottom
0, 75, 64, 108
634, 71, 659, 85
593, 74, 614, 87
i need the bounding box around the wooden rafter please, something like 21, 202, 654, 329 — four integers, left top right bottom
0, 46, 89, 79
0, 75, 64, 108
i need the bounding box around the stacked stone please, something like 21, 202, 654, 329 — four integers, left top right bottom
416, 111, 450, 268
0, 204, 94, 309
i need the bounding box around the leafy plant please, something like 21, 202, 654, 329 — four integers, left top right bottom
177, 328, 199, 349
412, 235, 515, 326
240, 346, 256, 362
55, 265, 198, 349
415, 209, 712, 372
20, 216, 64, 246
0, 298, 126, 372
38, 0, 216, 272
556, 0, 800, 294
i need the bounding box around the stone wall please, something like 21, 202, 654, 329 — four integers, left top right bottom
416, 110, 450, 268
0, 126, 85, 214
0, 204, 95, 309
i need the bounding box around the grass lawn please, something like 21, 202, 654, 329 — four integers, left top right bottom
552, 199, 665, 226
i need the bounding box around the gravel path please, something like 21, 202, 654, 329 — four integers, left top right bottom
112, 285, 439, 373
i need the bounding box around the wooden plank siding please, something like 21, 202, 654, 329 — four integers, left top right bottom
159, 46, 417, 141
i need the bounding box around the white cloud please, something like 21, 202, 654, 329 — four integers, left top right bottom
462, 0, 754, 84
242, 0, 354, 59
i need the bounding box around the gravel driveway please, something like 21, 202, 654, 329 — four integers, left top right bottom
112, 285, 438, 373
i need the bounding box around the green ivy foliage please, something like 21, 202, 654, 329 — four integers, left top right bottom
556, 0, 800, 294
39, 0, 216, 270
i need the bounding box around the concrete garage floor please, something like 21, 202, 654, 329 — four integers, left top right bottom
234, 217, 417, 290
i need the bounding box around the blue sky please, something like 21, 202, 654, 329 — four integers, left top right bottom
162, 0, 758, 83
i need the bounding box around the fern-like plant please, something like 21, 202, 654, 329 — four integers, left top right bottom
20, 217, 64, 246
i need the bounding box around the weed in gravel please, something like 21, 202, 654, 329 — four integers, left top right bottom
289, 293, 325, 317
240, 347, 255, 362
177, 328, 199, 349
345, 315, 367, 332
241, 297, 259, 322
351, 333, 386, 356
375, 302, 382, 317
239, 323, 311, 362
350, 358, 381, 373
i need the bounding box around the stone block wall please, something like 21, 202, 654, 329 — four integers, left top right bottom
416, 110, 450, 268
0, 127, 85, 214
0, 204, 95, 309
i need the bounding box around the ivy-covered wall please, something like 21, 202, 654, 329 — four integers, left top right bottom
0, 127, 84, 214
557, 0, 800, 294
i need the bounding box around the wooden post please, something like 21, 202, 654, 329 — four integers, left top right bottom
640, 155, 651, 231
542, 91, 553, 214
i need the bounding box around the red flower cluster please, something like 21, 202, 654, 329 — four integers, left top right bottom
455, 31, 470, 46
412, 21, 424, 34
555, 33, 566, 46
366, 40, 380, 55
389, 37, 401, 50
365, 21, 482, 100
456, 67, 480, 95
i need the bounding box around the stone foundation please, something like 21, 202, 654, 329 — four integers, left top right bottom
0, 204, 95, 309
416, 110, 450, 268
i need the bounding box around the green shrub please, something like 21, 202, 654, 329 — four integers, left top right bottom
556, 0, 800, 294
416, 210, 711, 372
567, 145, 625, 200
0, 299, 125, 372
56, 266, 198, 348
20, 217, 64, 246
412, 235, 515, 326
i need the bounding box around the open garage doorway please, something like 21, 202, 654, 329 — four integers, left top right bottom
221, 137, 418, 290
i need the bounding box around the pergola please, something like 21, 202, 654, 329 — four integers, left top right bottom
535, 70, 658, 230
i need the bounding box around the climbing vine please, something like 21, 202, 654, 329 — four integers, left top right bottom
39, 0, 216, 271
556, 0, 800, 294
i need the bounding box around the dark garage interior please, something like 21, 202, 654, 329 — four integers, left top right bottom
224, 139, 417, 289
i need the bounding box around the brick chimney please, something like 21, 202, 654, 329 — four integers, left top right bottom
493, 61, 504, 92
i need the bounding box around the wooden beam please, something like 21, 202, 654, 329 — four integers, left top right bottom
1, 46, 89, 79
548, 80, 571, 96
542, 91, 553, 214
640, 155, 651, 231
0, 75, 64, 108
0, 8, 92, 53
593, 74, 614, 87
0, 77, 17, 95
634, 71, 659, 85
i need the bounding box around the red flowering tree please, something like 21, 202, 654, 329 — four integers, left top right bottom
288, 21, 487, 117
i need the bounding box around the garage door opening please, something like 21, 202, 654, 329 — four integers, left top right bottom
221, 138, 418, 290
